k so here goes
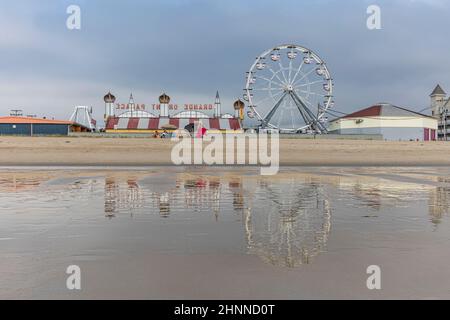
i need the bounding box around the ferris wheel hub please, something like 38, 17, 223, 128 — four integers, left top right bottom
284, 84, 294, 92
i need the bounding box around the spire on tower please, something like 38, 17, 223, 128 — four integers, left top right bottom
215, 91, 221, 104
430, 84, 446, 97
430, 85, 447, 118
214, 90, 221, 117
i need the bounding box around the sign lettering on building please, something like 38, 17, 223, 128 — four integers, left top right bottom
116, 103, 215, 111
116, 103, 146, 110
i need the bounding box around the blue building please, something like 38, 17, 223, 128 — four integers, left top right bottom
0, 116, 87, 136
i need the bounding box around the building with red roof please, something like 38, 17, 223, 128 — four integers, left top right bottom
328, 103, 437, 141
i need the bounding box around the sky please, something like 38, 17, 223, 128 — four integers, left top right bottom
0, 0, 449, 124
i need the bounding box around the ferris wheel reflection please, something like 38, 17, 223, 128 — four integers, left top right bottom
102, 173, 333, 268
244, 181, 332, 267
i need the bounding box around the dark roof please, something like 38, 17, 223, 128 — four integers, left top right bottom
233, 99, 245, 109
104, 91, 116, 103
333, 103, 434, 121
342, 105, 382, 118
430, 84, 446, 96
159, 93, 170, 104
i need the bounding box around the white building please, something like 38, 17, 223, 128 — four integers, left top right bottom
328, 103, 437, 141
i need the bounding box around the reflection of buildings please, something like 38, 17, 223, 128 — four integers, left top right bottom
157, 192, 170, 218
104, 177, 118, 217
349, 183, 382, 210
318, 173, 432, 211
311, 171, 450, 227
103, 175, 222, 218
0, 173, 97, 194
0, 175, 43, 192
209, 179, 221, 220
181, 177, 222, 215
429, 185, 450, 225
104, 176, 144, 217
229, 179, 245, 212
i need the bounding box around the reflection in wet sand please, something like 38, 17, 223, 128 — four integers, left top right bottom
244, 182, 331, 267
104, 177, 145, 218
1, 168, 450, 268
0, 174, 45, 192
2, 167, 450, 299
429, 186, 450, 226
94, 168, 450, 267
100, 173, 334, 266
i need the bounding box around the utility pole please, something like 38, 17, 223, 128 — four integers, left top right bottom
445, 109, 448, 141
441, 108, 448, 141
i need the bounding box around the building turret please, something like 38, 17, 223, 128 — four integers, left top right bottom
159, 93, 170, 117
430, 84, 447, 118
214, 91, 221, 117
233, 99, 245, 120
103, 91, 116, 120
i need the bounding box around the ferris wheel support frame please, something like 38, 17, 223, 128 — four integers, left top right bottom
262, 91, 288, 127
290, 90, 327, 133
288, 91, 314, 130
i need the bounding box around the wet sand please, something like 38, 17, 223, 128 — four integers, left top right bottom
1, 136, 450, 166
1, 167, 450, 299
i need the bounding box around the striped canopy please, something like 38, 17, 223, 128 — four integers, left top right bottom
105, 117, 241, 130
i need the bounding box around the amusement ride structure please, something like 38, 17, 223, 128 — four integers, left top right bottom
69, 106, 97, 131
244, 44, 334, 133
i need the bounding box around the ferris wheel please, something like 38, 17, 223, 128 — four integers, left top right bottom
244, 44, 334, 133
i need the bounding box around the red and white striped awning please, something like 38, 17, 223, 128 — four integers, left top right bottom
105, 117, 241, 130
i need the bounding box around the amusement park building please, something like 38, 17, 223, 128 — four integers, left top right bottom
0, 116, 89, 136
104, 91, 244, 133
328, 103, 437, 141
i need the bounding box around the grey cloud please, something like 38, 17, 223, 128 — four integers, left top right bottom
0, 0, 449, 123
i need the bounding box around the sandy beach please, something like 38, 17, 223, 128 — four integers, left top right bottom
0, 136, 450, 166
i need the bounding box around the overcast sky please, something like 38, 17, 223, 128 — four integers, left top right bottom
0, 0, 449, 123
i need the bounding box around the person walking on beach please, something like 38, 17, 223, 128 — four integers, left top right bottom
195, 120, 207, 138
